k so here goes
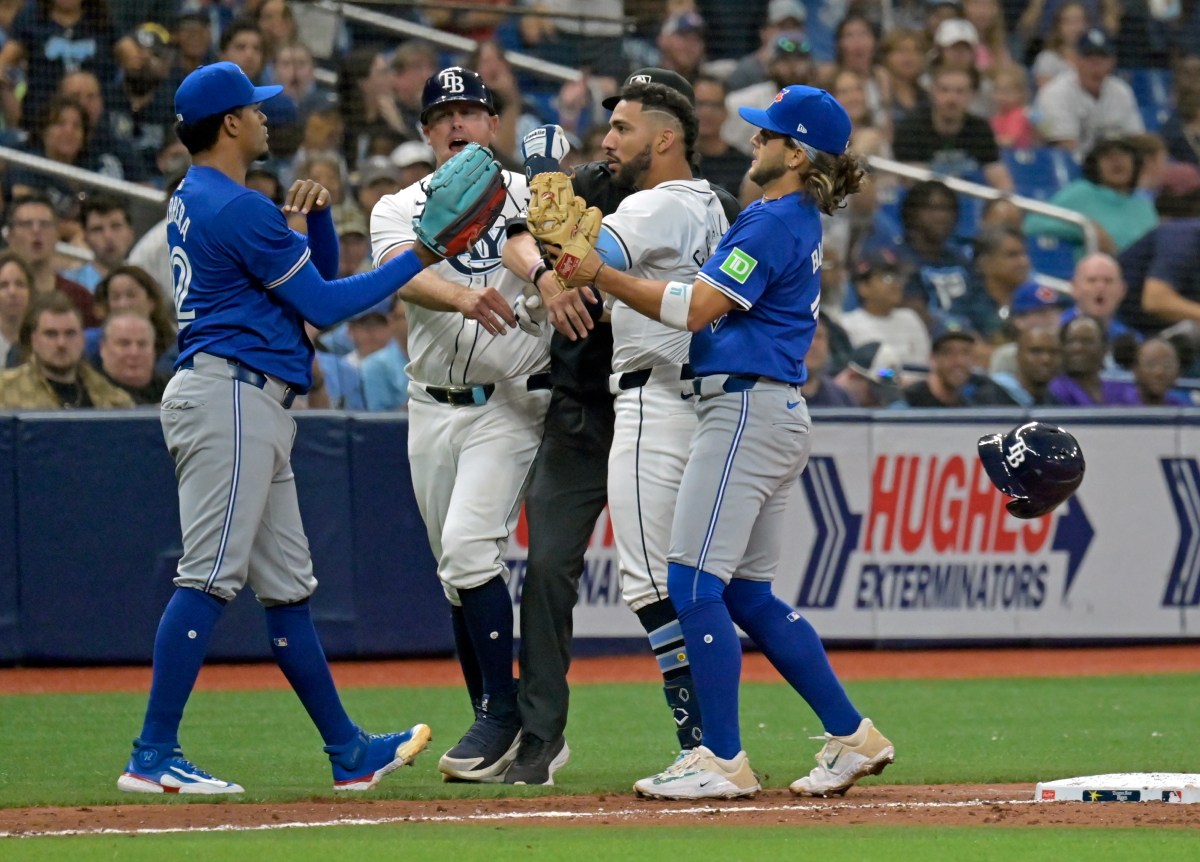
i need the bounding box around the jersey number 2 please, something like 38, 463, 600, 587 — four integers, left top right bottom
170, 246, 196, 328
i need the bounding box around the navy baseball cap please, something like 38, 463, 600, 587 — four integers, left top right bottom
1077, 28, 1115, 57
603, 67, 695, 110
1011, 282, 1074, 316
174, 61, 283, 124
738, 85, 851, 155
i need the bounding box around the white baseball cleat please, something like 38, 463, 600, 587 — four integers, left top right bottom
634, 746, 761, 800
789, 717, 895, 797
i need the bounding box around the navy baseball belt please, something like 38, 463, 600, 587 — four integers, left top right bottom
692, 374, 765, 400
425, 371, 551, 407
609, 363, 693, 394
181, 353, 297, 409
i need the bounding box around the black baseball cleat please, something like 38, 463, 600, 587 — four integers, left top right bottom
438, 712, 522, 782
503, 734, 570, 786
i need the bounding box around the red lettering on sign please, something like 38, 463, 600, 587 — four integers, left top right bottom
931, 455, 965, 552
866, 455, 910, 552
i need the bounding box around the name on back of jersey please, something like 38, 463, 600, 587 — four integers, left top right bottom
169, 194, 191, 241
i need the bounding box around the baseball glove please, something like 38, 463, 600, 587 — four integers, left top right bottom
527, 172, 602, 285
414, 142, 507, 258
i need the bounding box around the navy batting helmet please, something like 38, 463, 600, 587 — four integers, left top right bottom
420, 66, 495, 124
977, 422, 1085, 519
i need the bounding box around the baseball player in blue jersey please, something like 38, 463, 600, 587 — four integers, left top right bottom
117, 62, 500, 794
546, 85, 895, 799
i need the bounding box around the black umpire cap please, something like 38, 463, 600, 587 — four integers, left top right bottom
602, 67, 695, 110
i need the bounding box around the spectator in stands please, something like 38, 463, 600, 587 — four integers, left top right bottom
725, 0, 808, 92
304, 320, 365, 409
827, 67, 889, 136
56, 70, 145, 181
287, 150, 350, 233
1160, 73, 1200, 166
1024, 136, 1159, 255
841, 248, 932, 368
979, 196, 1024, 230
219, 17, 266, 82
107, 22, 177, 180
5, 96, 99, 224
254, 0, 296, 78
0, 0, 115, 128
963, 0, 1013, 71
353, 155, 404, 223
63, 195, 136, 293
170, 11, 214, 78
0, 251, 32, 367
801, 314, 856, 407
1061, 252, 1134, 344
692, 75, 751, 198
831, 13, 890, 125
1034, 28, 1143, 153
1048, 314, 1126, 404
924, 0, 966, 44
91, 264, 177, 375
1129, 132, 1170, 201
724, 33, 817, 155
518, 0, 627, 82
274, 40, 335, 122
1125, 337, 1188, 406
834, 340, 905, 407
893, 64, 1014, 190
989, 64, 1037, 149
0, 291, 132, 409
361, 291, 411, 412
345, 301, 394, 370
952, 224, 1036, 340
469, 39, 552, 163
334, 206, 371, 279
126, 169, 186, 306
900, 328, 1014, 405
990, 324, 1064, 405
1028, 2, 1089, 86
387, 40, 438, 143
390, 140, 437, 189
423, 0, 512, 44
989, 281, 1076, 374
880, 27, 928, 127
246, 164, 284, 204
3, 194, 95, 327
929, 17, 979, 73
338, 47, 396, 171
1018, 0, 1121, 62
291, 101, 346, 185
655, 9, 707, 83
98, 311, 167, 405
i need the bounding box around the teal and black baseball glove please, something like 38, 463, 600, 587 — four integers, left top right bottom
414, 142, 507, 258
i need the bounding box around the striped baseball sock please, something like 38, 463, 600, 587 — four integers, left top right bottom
666, 563, 742, 760
637, 598, 704, 749
266, 599, 358, 747
139, 587, 224, 745
724, 578, 861, 737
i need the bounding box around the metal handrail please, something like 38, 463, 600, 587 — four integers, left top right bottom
0, 146, 166, 204
867, 155, 1100, 255
314, 0, 582, 84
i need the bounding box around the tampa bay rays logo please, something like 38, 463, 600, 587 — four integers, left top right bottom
1161, 458, 1200, 606
445, 221, 506, 277
439, 69, 465, 94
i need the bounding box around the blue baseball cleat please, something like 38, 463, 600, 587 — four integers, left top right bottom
326, 724, 432, 791
118, 739, 244, 794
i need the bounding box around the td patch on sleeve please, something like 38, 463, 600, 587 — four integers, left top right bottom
720, 248, 758, 284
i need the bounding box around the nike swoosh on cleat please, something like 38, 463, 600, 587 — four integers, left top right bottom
824, 753, 840, 770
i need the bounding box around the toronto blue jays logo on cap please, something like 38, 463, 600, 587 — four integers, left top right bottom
174, 61, 283, 125
739, 84, 852, 155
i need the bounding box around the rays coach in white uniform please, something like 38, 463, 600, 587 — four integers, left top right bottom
550, 79, 728, 754
371, 67, 550, 782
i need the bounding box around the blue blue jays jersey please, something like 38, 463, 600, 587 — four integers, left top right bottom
691, 193, 823, 385
169, 166, 316, 388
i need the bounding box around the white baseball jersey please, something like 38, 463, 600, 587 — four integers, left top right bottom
371, 169, 550, 386
602, 179, 729, 373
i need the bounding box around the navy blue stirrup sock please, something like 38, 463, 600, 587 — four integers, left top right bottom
667, 563, 742, 760
140, 587, 224, 745
725, 579, 862, 737
450, 603, 485, 713
457, 576, 517, 712
266, 599, 357, 747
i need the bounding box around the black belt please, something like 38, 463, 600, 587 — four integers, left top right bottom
180, 355, 297, 408
616, 363, 694, 391
425, 372, 552, 406
692, 374, 762, 398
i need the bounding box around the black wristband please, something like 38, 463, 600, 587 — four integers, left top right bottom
532, 260, 552, 285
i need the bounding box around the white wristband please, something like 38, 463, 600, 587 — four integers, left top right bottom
659, 280, 693, 331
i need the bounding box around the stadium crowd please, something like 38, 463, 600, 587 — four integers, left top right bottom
0, 0, 1199, 410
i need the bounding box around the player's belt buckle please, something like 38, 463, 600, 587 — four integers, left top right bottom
183, 354, 296, 408
692, 374, 761, 400
426, 383, 495, 406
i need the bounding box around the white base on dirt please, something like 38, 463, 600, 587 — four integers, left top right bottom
1035, 773, 1200, 803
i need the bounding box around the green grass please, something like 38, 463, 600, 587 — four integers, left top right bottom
2, 825, 1196, 862
0, 674, 1194, 807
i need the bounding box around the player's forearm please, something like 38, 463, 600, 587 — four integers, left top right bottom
274, 250, 425, 328
593, 265, 669, 320
306, 208, 339, 279
397, 267, 474, 312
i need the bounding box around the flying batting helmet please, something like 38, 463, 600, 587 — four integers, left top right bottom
977, 422, 1085, 519
420, 66, 495, 124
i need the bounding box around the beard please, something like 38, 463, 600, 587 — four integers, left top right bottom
613, 144, 652, 189
748, 157, 786, 188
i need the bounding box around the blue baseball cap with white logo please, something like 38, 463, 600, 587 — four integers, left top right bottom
738, 85, 852, 155
174, 61, 283, 124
